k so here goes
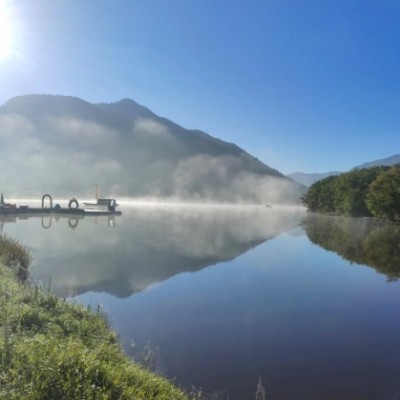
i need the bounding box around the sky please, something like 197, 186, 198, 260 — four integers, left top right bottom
0, 0, 399, 174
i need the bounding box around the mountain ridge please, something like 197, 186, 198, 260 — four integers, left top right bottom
356, 154, 400, 169
0, 94, 304, 203
288, 154, 400, 187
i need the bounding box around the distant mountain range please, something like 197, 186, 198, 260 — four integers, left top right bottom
287, 171, 342, 187
0, 94, 304, 203
288, 154, 400, 187
355, 154, 400, 169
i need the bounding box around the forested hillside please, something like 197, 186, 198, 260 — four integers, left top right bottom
302, 165, 400, 222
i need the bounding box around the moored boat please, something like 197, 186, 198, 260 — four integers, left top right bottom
83, 198, 121, 215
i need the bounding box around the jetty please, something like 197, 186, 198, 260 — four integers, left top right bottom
0, 194, 122, 216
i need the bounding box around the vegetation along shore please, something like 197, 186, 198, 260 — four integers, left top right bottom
302, 164, 400, 222
0, 235, 187, 400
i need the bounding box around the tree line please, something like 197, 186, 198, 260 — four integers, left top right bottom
302, 164, 400, 222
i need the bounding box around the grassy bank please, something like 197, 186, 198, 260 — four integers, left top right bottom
0, 235, 187, 400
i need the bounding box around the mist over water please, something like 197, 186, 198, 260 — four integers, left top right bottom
2, 206, 400, 399
1, 204, 305, 297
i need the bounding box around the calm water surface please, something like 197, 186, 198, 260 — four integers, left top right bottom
2, 204, 400, 400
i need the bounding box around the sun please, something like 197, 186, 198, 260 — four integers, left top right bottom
0, 3, 14, 60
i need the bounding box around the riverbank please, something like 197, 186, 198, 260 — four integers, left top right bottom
0, 236, 187, 399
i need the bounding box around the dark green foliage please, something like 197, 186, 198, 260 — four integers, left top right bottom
366, 165, 400, 222
332, 167, 382, 216
303, 165, 400, 221
302, 175, 337, 213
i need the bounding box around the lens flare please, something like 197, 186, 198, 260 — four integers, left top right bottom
0, 2, 14, 60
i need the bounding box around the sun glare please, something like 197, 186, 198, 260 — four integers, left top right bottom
0, 3, 14, 60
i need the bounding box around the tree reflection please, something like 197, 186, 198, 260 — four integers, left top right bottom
303, 214, 400, 280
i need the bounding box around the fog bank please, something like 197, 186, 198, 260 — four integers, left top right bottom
0, 96, 305, 204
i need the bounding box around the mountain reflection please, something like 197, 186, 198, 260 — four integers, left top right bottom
303, 214, 400, 280
2, 205, 305, 297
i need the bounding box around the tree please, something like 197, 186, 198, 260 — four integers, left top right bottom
303, 166, 386, 217
366, 165, 400, 222
302, 175, 336, 212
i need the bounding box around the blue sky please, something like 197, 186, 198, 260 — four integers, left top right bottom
1, 0, 399, 174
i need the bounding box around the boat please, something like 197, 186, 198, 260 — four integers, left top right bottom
83, 198, 121, 215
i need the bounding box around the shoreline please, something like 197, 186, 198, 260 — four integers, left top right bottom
0, 235, 187, 399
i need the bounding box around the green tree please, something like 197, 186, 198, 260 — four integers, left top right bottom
302, 175, 337, 212
303, 166, 386, 217
366, 165, 400, 222
333, 167, 384, 216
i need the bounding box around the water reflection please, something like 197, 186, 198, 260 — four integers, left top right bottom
303, 214, 400, 280
0, 213, 116, 232
3, 208, 400, 399
1, 205, 305, 298
75, 209, 400, 400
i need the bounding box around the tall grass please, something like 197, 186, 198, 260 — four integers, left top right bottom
0, 234, 187, 399
0, 235, 267, 399
0, 235, 32, 281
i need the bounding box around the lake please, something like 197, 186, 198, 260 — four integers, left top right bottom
2, 203, 400, 400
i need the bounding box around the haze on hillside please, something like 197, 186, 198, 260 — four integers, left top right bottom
0, 95, 304, 204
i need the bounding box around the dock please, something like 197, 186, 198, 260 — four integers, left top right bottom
0, 194, 122, 216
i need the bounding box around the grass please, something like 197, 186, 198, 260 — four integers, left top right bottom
0, 235, 188, 399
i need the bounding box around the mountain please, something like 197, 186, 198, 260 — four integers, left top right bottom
288, 154, 400, 187
0, 94, 305, 203
355, 154, 400, 169
287, 171, 341, 187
